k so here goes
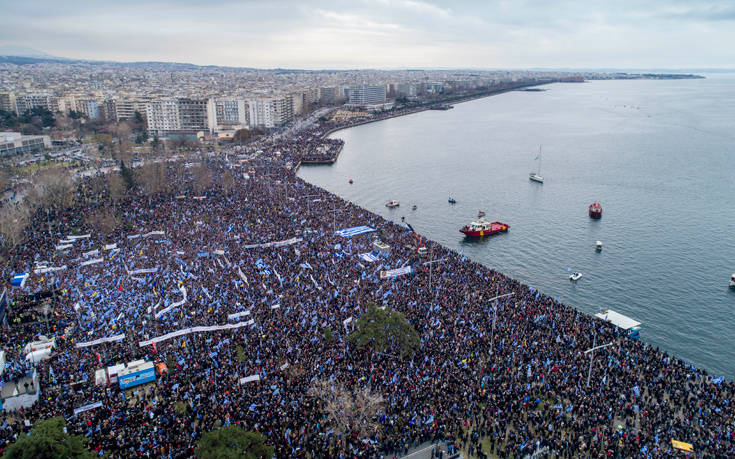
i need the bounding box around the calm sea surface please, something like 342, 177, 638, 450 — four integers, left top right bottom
297, 76, 735, 379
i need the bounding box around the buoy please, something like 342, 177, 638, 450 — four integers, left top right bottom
596, 241, 603, 250
349, 179, 353, 184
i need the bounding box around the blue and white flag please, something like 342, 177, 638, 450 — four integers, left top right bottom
11, 272, 28, 287
359, 252, 380, 263
334, 226, 376, 238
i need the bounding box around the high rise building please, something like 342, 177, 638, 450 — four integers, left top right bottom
348, 85, 386, 106
146, 98, 208, 136
75, 99, 101, 119
206, 98, 249, 132
247, 95, 293, 129
319, 87, 338, 104
145, 98, 180, 136
0, 92, 16, 113
14, 94, 55, 115
177, 98, 208, 132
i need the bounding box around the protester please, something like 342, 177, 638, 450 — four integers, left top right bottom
0, 144, 732, 459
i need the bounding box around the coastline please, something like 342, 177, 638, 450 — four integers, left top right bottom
294, 88, 732, 381
319, 81, 550, 141
293, 81, 548, 172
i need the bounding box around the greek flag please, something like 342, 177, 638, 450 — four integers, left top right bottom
334, 226, 376, 238
11, 273, 28, 287
359, 252, 380, 263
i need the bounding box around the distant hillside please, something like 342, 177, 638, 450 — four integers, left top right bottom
0, 44, 56, 59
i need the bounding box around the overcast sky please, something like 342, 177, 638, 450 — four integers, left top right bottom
2, 0, 734, 69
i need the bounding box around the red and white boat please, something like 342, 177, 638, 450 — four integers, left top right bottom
589, 202, 602, 219
385, 200, 400, 208
459, 217, 509, 237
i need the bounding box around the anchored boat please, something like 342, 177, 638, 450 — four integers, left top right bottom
459, 217, 509, 237
589, 202, 602, 219
595, 309, 642, 340
529, 146, 544, 183
385, 200, 400, 208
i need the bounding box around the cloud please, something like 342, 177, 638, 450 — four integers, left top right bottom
1, 0, 733, 68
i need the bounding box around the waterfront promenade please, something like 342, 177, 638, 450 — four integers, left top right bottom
0, 118, 733, 458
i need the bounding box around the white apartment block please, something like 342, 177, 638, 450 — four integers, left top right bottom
348, 85, 387, 106
146, 98, 208, 136
14, 94, 57, 115
247, 95, 293, 129
145, 99, 180, 136
206, 98, 249, 132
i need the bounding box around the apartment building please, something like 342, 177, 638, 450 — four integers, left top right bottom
0, 92, 16, 113
14, 94, 57, 115
206, 98, 249, 132
146, 98, 207, 136
348, 85, 387, 106
248, 95, 293, 129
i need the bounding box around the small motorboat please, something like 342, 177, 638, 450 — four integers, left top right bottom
349, 179, 353, 184
595, 241, 603, 251
412, 205, 417, 211
569, 272, 583, 281
478, 210, 486, 218
730, 273, 735, 288
448, 197, 457, 204
385, 200, 400, 208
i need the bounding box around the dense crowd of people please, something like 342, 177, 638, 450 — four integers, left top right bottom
0, 141, 733, 458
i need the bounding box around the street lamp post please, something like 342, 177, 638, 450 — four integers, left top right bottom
422, 256, 449, 297
487, 292, 513, 356
584, 336, 614, 387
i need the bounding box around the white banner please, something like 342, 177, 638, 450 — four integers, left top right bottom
74, 401, 102, 415
237, 267, 248, 284
34, 265, 67, 274
127, 234, 141, 240
83, 249, 99, 258
143, 231, 165, 238
79, 258, 103, 267
239, 374, 261, 384
343, 317, 353, 328
242, 237, 303, 249
227, 310, 251, 320
127, 267, 158, 275
67, 234, 91, 240
154, 286, 187, 319
139, 320, 254, 347
56, 244, 73, 251
75, 334, 125, 349
104, 243, 117, 251
380, 266, 413, 279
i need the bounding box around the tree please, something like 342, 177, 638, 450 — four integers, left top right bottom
107, 172, 126, 203
195, 426, 273, 459
120, 161, 136, 189
137, 162, 167, 203
3, 417, 95, 459
232, 128, 251, 144
85, 207, 118, 235
308, 379, 384, 438
348, 303, 420, 359
192, 163, 212, 195
0, 203, 31, 249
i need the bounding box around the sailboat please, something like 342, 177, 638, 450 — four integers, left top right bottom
529, 146, 544, 183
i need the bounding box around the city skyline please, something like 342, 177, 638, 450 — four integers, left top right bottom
3, 0, 735, 69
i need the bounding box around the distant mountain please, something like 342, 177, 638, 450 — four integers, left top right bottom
0, 44, 58, 59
